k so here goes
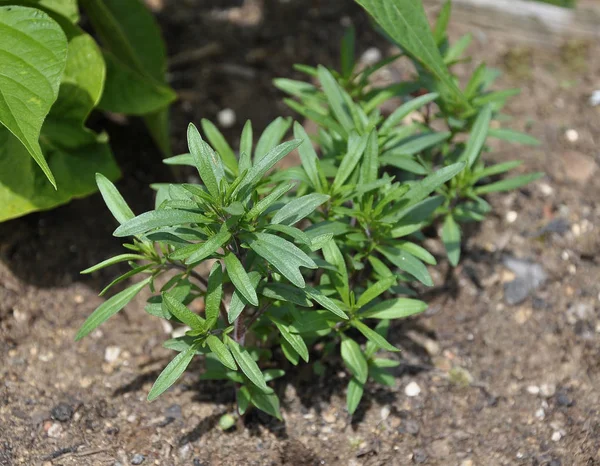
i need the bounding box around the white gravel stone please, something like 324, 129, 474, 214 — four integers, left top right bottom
47, 422, 63, 438
551, 431, 562, 442
104, 346, 121, 363
526, 385, 540, 395
506, 211, 518, 223
404, 381, 421, 397
565, 129, 579, 142
360, 47, 382, 66
540, 383, 556, 398
217, 108, 236, 128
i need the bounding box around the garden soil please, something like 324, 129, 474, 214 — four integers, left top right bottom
1, 1, 600, 465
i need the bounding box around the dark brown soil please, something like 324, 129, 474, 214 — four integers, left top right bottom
1, 1, 600, 465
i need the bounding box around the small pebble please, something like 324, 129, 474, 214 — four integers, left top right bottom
405, 381, 421, 397
539, 183, 553, 196
360, 47, 382, 66
551, 431, 562, 442
380, 406, 390, 421
590, 90, 600, 106
104, 346, 121, 364
565, 129, 579, 142
51, 403, 74, 422
131, 454, 145, 465
540, 383, 556, 398
506, 211, 518, 223
217, 108, 236, 128
556, 392, 574, 407
47, 422, 63, 438
527, 385, 540, 395
412, 449, 428, 464
535, 408, 545, 420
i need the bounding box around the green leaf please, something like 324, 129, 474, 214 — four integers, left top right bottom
205, 262, 223, 328
355, 0, 468, 109
274, 320, 309, 363
224, 252, 259, 307
245, 182, 295, 221
76, 277, 150, 340
441, 214, 461, 266
0, 6, 68, 187
225, 336, 271, 393
391, 196, 444, 238
356, 276, 397, 308
249, 232, 317, 288
81, 253, 145, 274
234, 140, 302, 197
359, 130, 379, 185
444, 33, 472, 64
293, 122, 323, 190
333, 132, 368, 191
346, 377, 365, 415
281, 339, 300, 365
96, 174, 134, 225
162, 292, 205, 330
321, 240, 350, 304
237, 386, 251, 415
187, 123, 221, 198
403, 163, 465, 205
360, 298, 427, 319
385, 131, 451, 156
80, 0, 176, 117
265, 224, 311, 247
341, 337, 368, 384
318, 65, 353, 133
461, 105, 492, 168
254, 117, 292, 162
229, 271, 261, 323
487, 128, 540, 146
433, 0, 451, 45
340, 26, 356, 78
3, 29, 117, 218
248, 385, 282, 420
239, 120, 253, 172
381, 93, 439, 132
206, 335, 237, 371
377, 246, 433, 287
474, 172, 543, 195
262, 283, 313, 307
473, 160, 522, 182
167, 229, 228, 263
99, 264, 152, 297
303, 287, 348, 319
271, 193, 329, 225
148, 346, 195, 401
201, 119, 238, 174
114, 210, 208, 237
352, 320, 399, 352
397, 241, 436, 265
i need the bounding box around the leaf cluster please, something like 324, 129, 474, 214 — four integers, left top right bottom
0, 0, 175, 222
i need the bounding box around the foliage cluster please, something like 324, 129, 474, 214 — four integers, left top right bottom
0, 0, 174, 221
76, 0, 540, 421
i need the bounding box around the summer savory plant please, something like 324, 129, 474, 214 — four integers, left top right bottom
76, 0, 540, 421
0, 0, 175, 222
276, 0, 542, 266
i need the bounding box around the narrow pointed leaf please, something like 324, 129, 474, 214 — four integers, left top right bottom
271, 193, 329, 225
377, 246, 433, 287
224, 252, 259, 306
148, 346, 195, 401
206, 335, 237, 371
225, 336, 271, 393
381, 93, 439, 132
182, 228, 231, 264
76, 277, 150, 340
461, 105, 492, 168
293, 122, 322, 191
441, 214, 461, 266
352, 320, 399, 352
254, 117, 292, 162
201, 118, 238, 174
81, 254, 145, 274
162, 292, 205, 330
360, 298, 427, 319
347, 377, 365, 415
96, 173, 135, 224
229, 271, 261, 323
341, 337, 368, 384
274, 321, 309, 363
205, 262, 223, 328
114, 210, 208, 237
356, 276, 397, 308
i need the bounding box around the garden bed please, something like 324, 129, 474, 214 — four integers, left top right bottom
1, 1, 599, 464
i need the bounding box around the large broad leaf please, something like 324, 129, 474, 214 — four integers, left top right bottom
0, 6, 68, 187
79, 0, 176, 154
354, 0, 468, 109
0, 0, 79, 22
0, 26, 120, 222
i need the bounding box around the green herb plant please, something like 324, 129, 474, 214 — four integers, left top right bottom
76, 0, 541, 422
276, 0, 543, 266
0, 0, 175, 222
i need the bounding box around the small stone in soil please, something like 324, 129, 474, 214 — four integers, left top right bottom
412, 449, 427, 464
540, 383, 556, 398
404, 381, 421, 397
104, 346, 121, 363
556, 392, 574, 407
502, 256, 546, 305
47, 422, 63, 438
551, 431, 562, 442
131, 454, 145, 465
51, 403, 74, 422
399, 419, 420, 436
